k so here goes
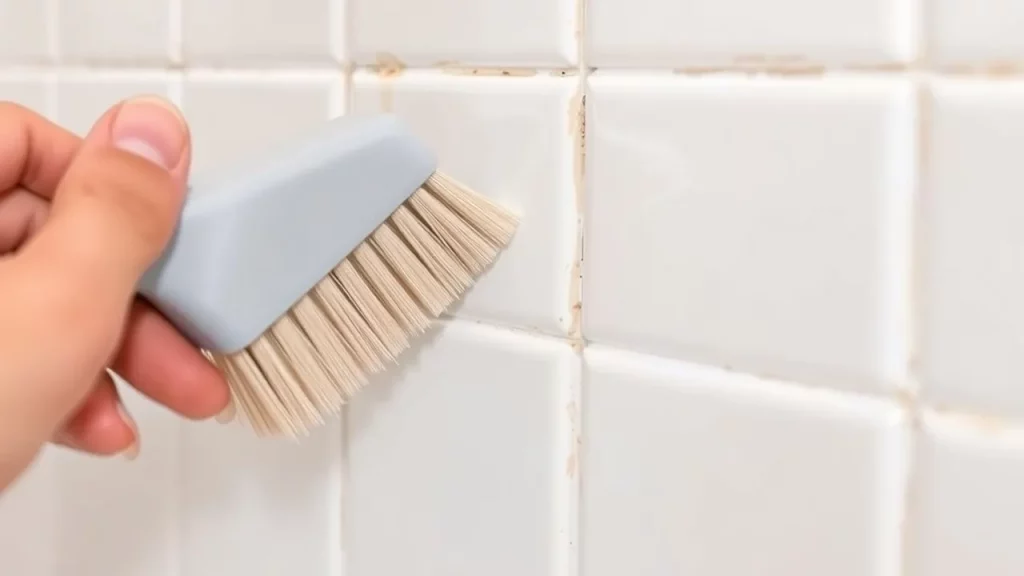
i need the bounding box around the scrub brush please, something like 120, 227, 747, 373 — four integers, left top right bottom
137, 114, 518, 437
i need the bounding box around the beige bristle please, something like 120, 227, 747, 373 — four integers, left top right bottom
209, 171, 519, 437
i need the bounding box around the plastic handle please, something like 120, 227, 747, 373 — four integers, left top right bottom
137, 114, 437, 353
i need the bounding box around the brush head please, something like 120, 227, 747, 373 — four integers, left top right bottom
138, 114, 437, 353
137, 113, 519, 436
206, 172, 519, 436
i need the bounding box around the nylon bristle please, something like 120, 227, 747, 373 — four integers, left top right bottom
206, 171, 519, 437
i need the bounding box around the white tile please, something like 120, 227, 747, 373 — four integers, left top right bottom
182, 0, 338, 65
0, 77, 52, 117
344, 320, 571, 576
55, 75, 172, 137
581, 346, 907, 576
0, 451, 58, 576
906, 411, 1024, 576
584, 74, 914, 394
586, 0, 916, 67
920, 79, 1024, 419
53, 382, 181, 576
929, 0, 1024, 64
179, 418, 341, 576
349, 0, 575, 66
351, 72, 577, 335
0, 0, 50, 64
57, 0, 169, 64
181, 73, 340, 174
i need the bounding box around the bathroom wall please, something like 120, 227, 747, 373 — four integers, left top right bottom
0, 0, 1019, 574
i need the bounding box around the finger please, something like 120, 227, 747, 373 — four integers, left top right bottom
0, 102, 82, 197
112, 300, 231, 420
0, 188, 228, 421
0, 187, 48, 254
19, 96, 191, 302
0, 96, 191, 438
54, 372, 137, 457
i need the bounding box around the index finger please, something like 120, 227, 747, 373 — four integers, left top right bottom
0, 102, 82, 198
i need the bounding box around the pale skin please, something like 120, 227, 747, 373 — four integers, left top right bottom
0, 96, 231, 492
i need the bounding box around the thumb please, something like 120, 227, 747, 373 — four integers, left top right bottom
21, 96, 191, 301
7, 96, 191, 390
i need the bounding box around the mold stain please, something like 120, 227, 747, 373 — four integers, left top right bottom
440, 66, 538, 77
565, 401, 582, 478
567, 91, 585, 350
373, 52, 405, 112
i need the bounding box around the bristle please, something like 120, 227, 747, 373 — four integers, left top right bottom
208, 171, 520, 437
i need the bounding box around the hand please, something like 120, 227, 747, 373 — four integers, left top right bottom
0, 96, 230, 491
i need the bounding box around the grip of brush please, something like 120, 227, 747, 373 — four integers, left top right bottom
136, 114, 437, 355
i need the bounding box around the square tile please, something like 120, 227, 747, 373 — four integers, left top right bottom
0, 77, 52, 116
182, 0, 339, 65
586, 0, 916, 67
179, 418, 342, 576
920, 79, 1024, 419
181, 73, 341, 174
928, 0, 1024, 65
53, 382, 181, 576
351, 72, 578, 335
584, 74, 915, 394
344, 320, 571, 576
58, 0, 170, 64
55, 74, 172, 137
905, 412, 1024, 576
349, 0, 575, 66
0, 450, 58, 575
0, 0, 50, 64
581, 347, 907, 576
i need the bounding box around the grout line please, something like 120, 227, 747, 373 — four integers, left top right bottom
11, 62, 1024, 79
45, 0, 60, 65
565, 0, 588, 574
168, 0, 183, 66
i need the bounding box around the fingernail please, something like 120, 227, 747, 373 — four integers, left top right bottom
111, 95, 187, 170
116, 402, 140, 461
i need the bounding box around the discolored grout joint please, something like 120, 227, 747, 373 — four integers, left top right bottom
567, 89, 585, 352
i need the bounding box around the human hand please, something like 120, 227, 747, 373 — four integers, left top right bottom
0, 96, 230, 492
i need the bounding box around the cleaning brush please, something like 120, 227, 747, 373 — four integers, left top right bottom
137, 114, 519, 437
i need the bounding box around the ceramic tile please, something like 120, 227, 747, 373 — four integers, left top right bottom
0, 77, 52, 116
344, 320, 571, 576
920, 78, 1024, 419
0, 0, 50, 64
351, 72, 577, 335
586, 0, 916, 67
53, 381, 180, 576
929, 0, 1024, 64
181, 73, 340, 174
581, 346, 907, 576
178, 418, 341, 576
905, 411, 1024, 576
182, 0, 339, 65
584, 74, 915, 394
0, 450, 57, 576
55, 75, 172, 137
57, 0, 169, 64
348, 0, 575, 66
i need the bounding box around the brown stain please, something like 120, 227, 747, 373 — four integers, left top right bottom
940, 61, 1023, 76
672, 59, 913, 77
440, 66, 538, 77
932, 405, 1013, 436
373, 52, 405, 112
565, 401, 582, 478
567, 90, 586, 350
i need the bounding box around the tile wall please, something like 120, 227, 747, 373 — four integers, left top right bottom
0, 0, 1018, 575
